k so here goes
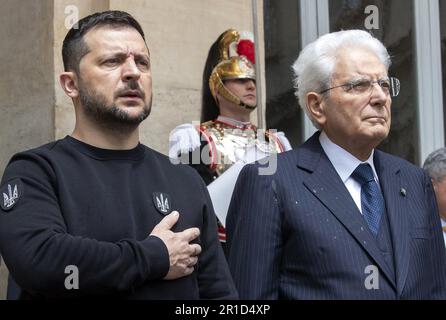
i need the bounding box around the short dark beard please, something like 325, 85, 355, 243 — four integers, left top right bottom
78, 78, 152, 133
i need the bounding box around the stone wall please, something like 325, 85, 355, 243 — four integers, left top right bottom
0, 0, 55, 300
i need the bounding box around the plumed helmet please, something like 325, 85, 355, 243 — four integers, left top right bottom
209, 29, 256, 110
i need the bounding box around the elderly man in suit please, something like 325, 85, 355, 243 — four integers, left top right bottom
226, 29, 446, 299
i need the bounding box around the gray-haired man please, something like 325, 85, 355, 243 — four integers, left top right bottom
423, 148, 446, 247
226, 29, 446, 299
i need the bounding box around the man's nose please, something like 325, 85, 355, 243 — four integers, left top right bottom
121, 58, 141, 81
370, 82, 388, 107
246, 79, 256, 90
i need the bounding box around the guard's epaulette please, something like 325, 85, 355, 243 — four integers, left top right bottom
199, 120, 227, 140
265, 130, 293, 152
200, 120, 217, 130
275, 131, 292, 151
168, 123, 201, 159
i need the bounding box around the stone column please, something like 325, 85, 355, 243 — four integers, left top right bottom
0, 0, 55, 300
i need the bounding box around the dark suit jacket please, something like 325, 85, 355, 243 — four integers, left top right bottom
226, 132, 446, 299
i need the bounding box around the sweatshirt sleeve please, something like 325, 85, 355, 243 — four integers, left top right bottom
0, 153, 169, 298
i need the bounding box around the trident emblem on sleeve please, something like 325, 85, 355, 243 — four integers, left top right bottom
3, 184, 18, 209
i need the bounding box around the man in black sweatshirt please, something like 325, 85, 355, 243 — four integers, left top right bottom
0, 10, 237, 299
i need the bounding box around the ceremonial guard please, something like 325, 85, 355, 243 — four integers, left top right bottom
169, 29, 292, 253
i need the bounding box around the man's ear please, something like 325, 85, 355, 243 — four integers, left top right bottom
306, 92, 326, 128
432, 178, 438, 191
59, 72, 79, 99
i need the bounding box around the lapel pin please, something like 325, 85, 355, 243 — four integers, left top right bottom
400, 188, 406, 197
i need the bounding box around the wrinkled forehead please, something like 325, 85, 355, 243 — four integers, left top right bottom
332, 46, 387, 80
83, 25, 150, 57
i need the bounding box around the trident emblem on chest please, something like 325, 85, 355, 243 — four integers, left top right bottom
156, 193, 170, 213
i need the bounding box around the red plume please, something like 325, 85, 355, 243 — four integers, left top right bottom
237, 40, 255, 65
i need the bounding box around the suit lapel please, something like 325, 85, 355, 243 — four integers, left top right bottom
374, 150, 410, 296
297, 133, 396, 288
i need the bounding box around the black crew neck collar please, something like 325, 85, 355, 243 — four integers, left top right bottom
65, 135, 145, 161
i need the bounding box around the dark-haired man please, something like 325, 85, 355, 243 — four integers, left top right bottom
0, 10, 237, 299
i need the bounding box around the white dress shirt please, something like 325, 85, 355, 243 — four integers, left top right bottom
319, 131, 380, 214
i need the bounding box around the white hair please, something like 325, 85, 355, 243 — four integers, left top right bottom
291, 30, 391, 129
423, 148, 446, 181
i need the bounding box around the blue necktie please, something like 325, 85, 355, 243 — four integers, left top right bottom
351, 163, 385, 236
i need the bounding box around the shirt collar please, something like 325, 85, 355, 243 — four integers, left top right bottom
216, 116, 254, 130
319, 131, 379, 183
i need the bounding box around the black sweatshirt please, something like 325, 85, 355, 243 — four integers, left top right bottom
0, 136, 237, 299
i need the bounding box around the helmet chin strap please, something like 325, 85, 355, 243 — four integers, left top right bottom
238, 101, 257, 110
216, 84, 257, 111
211, 73, 257, 111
